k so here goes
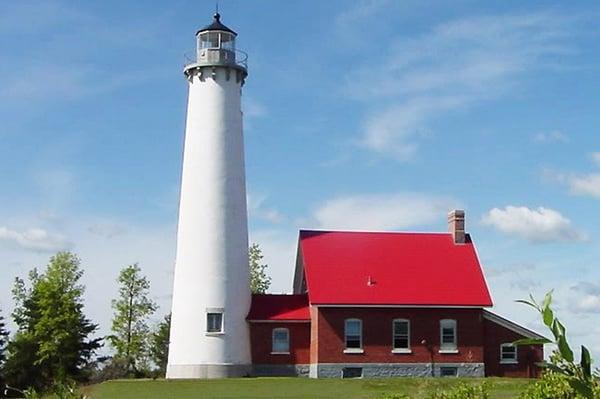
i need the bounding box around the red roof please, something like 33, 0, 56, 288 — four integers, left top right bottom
247, 294, 310, 321
297, 230, 493, 307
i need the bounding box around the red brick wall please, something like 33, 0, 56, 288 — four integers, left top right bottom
314, 307, 485, 364
483, 318, 543, 378
249, 322, 311, 364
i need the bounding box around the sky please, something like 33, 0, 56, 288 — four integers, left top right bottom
1, 0, 600, 361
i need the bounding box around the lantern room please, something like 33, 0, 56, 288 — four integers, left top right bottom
195, 13, 242, 68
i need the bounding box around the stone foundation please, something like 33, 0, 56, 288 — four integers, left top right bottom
309, 363, 484, 378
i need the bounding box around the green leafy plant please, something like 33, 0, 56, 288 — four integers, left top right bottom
516, 291, 599, 398
377, 394, 409, 399
427, 382, 489, 399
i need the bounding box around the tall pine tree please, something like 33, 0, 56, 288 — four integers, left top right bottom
109, 264, 157, 376
4, 252, 101, 390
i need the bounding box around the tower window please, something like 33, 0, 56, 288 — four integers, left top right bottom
271, 328, 290, 354
207, 312, 223, 333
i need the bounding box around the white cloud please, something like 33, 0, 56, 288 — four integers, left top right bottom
243, 98, 267, 119
533, 131, 569, 143
335, 0, 391, 38
247, 194, 285, 224
342, 12, 575, 159
312, 192, 459, 231
569, 282, 600, 314
0, 226, 72, 252
568, 173, 600, 198
481, 206, 585, 243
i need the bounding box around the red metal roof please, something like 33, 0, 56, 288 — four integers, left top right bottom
298, 230, 493, 307
247, 294, 310, 321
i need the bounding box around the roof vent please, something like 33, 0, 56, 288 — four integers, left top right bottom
448, 210, 466, 244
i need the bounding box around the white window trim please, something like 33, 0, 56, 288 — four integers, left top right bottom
439, 319, 457, 353
500, 343, 518, 364
392, 318, 411, 352
344, 318, 363, 352
205, 309, 224, 335
271, 328, 290, 355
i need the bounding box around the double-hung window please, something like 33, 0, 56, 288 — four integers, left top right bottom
272, 328, 290, 354
344, 319, 363, 353
440, 319, 457, 352
500, 343, 518, 364
392, 319, 410, 352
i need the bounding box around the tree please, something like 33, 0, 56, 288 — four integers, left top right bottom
249, 243, 271, 294
0, 307, 9, 390
3, 252, 102, 391
109, 264, 157, 376
149, 314, 170, 376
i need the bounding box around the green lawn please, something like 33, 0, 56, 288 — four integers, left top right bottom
84, 377, 533, 399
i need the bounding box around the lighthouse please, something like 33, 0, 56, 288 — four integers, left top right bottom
167, 13, 251, 378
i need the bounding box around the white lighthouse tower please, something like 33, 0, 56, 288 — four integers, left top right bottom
167, 13, 251, 379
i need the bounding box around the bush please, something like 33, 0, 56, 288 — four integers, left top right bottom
377, 394, 410, 399
427, 382, 489, 399
519, 372, 579, 399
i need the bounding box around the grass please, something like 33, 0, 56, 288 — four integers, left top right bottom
83, 377, 533, 399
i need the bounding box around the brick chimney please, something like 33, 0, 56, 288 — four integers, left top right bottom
448, 210, 466, 244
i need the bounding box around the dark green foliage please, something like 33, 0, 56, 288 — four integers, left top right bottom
249, 243, 271, 294
3, 252, 102, 391
149, 314, 170, 376
109, 264, 157, 376
516, 291, 600, 398
0, 308, 9, 394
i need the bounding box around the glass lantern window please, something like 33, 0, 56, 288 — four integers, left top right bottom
220, 33, 235, 51
199, 32, 220, 49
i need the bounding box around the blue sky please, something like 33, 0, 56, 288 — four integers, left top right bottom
1, 0, 600, 360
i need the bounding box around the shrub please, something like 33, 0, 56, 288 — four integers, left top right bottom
427, 382, 489, 399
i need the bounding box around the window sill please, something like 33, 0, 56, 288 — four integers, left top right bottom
205, 332, 225, 336
343, 348, 364, 354
438, 349, 459, 354
271, 352, 290, 355
500, 360, 518, 365
391, 349, 412, 354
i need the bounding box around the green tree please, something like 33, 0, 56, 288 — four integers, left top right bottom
149, 314, 170, 376
0, 307, 9, 390
3, 252, 101, 391
249, 243, 271, 294
109, 264, 157, 376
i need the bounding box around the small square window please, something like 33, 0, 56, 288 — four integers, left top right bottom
500, 344, 518, 363
440, 367, 458, 377
207, 312, 223, 333
272, 328, 290, 353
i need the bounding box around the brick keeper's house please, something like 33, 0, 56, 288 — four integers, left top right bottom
246, 210, 544, 378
